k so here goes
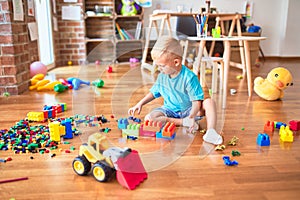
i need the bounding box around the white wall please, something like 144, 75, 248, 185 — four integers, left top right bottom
143, 0, 300, 57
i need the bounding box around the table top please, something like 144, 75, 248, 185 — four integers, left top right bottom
151, 11, 245, 18
187, 36, 267, 41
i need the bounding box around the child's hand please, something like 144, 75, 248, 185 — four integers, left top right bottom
128, 104, 142, 116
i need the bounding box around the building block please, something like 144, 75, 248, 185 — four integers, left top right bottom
122, 124, 140, 138
289, 120, 300, 131
49, 121, 61, 142
115, 149, 148, 190
139, 124, 156, 137
143, 120, 163, 132
156, 131, 176, 140
62, 119, 73, 139
274, 121, 286, 129
27, 112, 45, 122
118, 118, 129, 130
162, 122, 176, 137
256, 133, 270, 146
264, 121, 274, 133
280, 126, 294, 142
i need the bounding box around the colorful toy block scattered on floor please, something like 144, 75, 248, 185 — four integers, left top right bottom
223, 156, 238, 166
156, 122, 176, 140
122, 124, 141, 139
143, 120, 163, 132
256, 133, 270, 146
118, 118, 129, 129
27, 103, 67, 122
49, 118, 73, 142
279, 125, 294, 142
289, 120, 300, 131
274, 121, 286, 129
264, 120, 274, 133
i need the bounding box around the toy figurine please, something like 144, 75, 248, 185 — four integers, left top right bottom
254, 67, 293, 100
119, 0, 140, 16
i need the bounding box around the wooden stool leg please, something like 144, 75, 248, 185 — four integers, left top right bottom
211, 61, 218, 93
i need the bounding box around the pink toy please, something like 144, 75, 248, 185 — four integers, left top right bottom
59, 78, 73, 89
95, 60, 101, 65
289, 120, 300, 131
30, 61, 47, 78
107, 66, 113, 73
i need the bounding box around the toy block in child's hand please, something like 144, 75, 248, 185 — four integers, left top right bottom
263, 120, 274, 133
143, 120, 163, 132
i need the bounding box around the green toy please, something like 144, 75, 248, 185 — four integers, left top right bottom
92, 79, 104, 88
120, 0, 139, 16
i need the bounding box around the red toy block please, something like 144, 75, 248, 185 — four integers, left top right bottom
264, 120, 274, 133
143, 120, 163, 132
115, 150, 147, 190
162, 122, 176, 137
289, 120, 300, 131
139, 124, 156, 137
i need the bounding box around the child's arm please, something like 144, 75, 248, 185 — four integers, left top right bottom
189, 100, 202, 118
128, 92, 155, 116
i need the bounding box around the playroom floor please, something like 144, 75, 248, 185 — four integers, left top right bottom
0, 58, 300, 200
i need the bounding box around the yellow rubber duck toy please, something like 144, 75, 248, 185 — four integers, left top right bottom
254, 67, 293, 100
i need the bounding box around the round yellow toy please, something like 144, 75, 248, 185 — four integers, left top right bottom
254, 67, 293, 100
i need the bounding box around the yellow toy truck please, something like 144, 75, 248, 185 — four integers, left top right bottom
72, 133, 147, 190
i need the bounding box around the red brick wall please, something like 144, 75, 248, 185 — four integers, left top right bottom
54, 0, 85, 67
0, 0, 37, 95
0, 0, 86, 95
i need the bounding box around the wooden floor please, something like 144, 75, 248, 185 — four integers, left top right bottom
0, 58, 300, 200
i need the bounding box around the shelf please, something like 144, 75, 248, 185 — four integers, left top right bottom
116, 39, 143, 43
85, 38, 114, 43
116, 14, 143, 20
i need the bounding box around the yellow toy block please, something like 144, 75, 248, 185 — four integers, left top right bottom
279, 125, 294, 142
27, 111, 45, 122
49, 121, 61, 142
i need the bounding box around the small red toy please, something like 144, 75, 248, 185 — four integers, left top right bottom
264, 120, 274, 133
107, 66, 113, 73
289, 120, 300, 131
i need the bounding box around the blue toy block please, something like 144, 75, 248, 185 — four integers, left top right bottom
275, 121, 286, 129
118, 118, 129, 130
62, 119, 73, 139
156, 130, 176, 140
223, 156, 238, 166
256, 133, 270, 146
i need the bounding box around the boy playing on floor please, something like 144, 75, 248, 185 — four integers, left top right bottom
128, 36, 223, 145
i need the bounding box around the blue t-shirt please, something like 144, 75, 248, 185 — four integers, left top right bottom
150, 65, 204, 112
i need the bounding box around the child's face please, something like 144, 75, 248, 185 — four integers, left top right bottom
155, 55, 181, 75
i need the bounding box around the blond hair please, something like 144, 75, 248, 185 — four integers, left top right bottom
151, 36, 183, 61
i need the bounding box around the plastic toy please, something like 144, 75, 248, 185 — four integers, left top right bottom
107, 66, 113, 73
54, 84, 69, 93
30, 61, 47, 77
67, 77, 90, 90
161, 122, 176, 138
37, 81, 62, 91
59, 78, 73, 89
256, 133, 270, 146
231, 150, 241, 156
289, 120, 300, 131
119, 0, 139, 16
139, 124, 156, 137
274, 121, 286, 129
122, 124, 141, 139
95, 60, 100, 65
92, 79, 105, 88
254, 67, 293, 100
223, 156, 238, 166
279, 126, 293, 142
143, 120, 163, 132
263, 120, 274, 133
72, 133, 147, 190
68, 61, 72, 66
31, 73, 45, 85
118, 118, 129, 129
29, 79, 50, 90
0, 177, 28, 184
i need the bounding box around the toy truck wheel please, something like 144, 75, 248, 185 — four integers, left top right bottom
92, 162, 114, 182
72, 156, 91, 175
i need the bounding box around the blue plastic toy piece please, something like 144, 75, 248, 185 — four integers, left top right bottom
223, 156, 238, 166
275, 122, 286, 129
256, 133, 270, 146
118, 118, 129, 130
67, 77, 90, 90
62, 119, 73, 139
